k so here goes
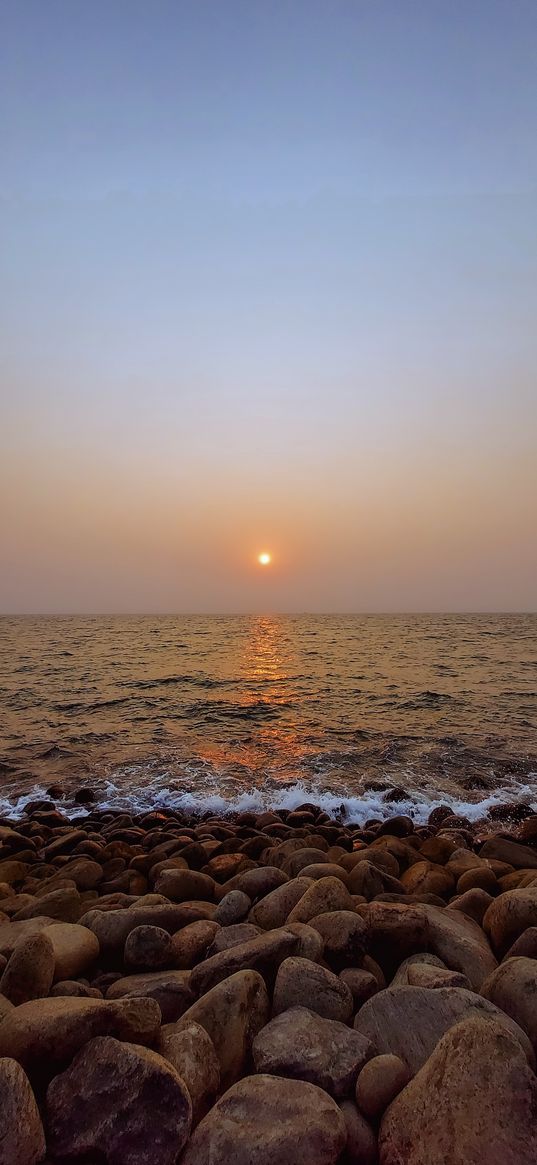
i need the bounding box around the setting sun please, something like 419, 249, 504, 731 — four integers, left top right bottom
258, 552, 271, 566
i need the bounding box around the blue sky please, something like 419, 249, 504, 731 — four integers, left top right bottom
1, 1, 536, 611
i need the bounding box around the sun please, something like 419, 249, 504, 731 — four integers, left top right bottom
257, 552, 271, 566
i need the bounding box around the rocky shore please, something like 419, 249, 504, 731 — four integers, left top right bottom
1, 798, 537, 1163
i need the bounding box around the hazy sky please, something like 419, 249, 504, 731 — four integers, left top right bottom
1, 0, 536, 613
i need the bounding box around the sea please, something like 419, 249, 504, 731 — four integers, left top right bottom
0, 614, 536, 825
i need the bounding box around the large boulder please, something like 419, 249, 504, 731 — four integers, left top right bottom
273, 957, 353, 1023
106, 970, 194, 1022
46, 1036, 192, 1164
158, 1021, 220, 1125
0, 932, 55, 1004
0, 1057, 45, 1165
0, 995, 161, 1081
181, 1074, 347, 1165
170, 969, 269, 1089
481, 957, 537, 1054
353, 984, 533, 1075
379, 1016, 537, 1164
252, 1006, 373, 1096
190, 927, 299, 995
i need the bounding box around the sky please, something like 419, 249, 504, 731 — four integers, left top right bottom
1, 0, 536, 613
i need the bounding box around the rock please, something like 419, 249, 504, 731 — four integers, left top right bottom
0, 932, 55, 1004
46, 921, 100, 980
301, 863, 349, 883
273, 957, 353, 1023
339, 968, 379, 1008
0, 1057, 46, 1165
214, 889, 251, 925
190, 927, 299, 996
221, 866, 289, 901
83, 902, 216, 959
390, 953, 446, 986
283, 848, 329, 877
483, 887, 537, 956
158, 1021, 220, 1125
285, 920, 325, 961
107, 970, 194, 1022
378, 1016, 537, 1164
249, 878, 313, 929
400, 861, 455, 898
405, 964, 471, 990
253, 1006, 373, 1096
449, 887, 494, 924
481, 956, 537, 1054
0, 860, 28, 885
0, 995, 15, 1022
171, 969, 270, 1088
13, 886, 82, 923
50, 980, 103, 997
504, 926, 537, 959
363, 903, 429, 974
181, 1074, 347, 1165
124, 924, 173, 970
154, 869, 216, 901
287, 877, 355, 924
353, 984, 533, 1075
308, 910, 368, 969
356, 1054, 410, 1122
479, 836, 537, 869
0, 917, 54, 958
419, 904, 497, 989
338, 1099, 378, 1165
0, 996, 161, 1082
170, 920, 220, 968
206, 922, 261, 954
46, 1036, 192, 1164
456, 866, 498, 894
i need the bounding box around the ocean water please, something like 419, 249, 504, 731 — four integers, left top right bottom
0, 613, 536, 824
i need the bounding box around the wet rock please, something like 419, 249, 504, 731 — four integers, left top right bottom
287, 876, 355, 924
171, 969, 270, 1088
456, 866, 498, 895
419, 904, 497, 989
378, 1016, 537, 1165
170, 920, 220, 968
338, 1099, 378, 1165
401, 861, 455, 898
481, 956, 537, 1054
0, 1057, 45, 1165
158, 1021, 220, 1125
191, 927, 299, 996
273, 956, 354, 1022
181, 1073, 347, 1165
124, 924, 173, 970
107, 970, 194, 1022
353, 984, 533, 1074
214, 889, 251, 925
479, 836, 537, 869
448, 887, 494, 924
0, 931, 55, 1004
308, 910, 368, 969
356, 1054, 410, 1122
46, 1036, 192, 1164
249, 877, 313, 929
253, 1006, 373, 1096
0, 995, 161, 1081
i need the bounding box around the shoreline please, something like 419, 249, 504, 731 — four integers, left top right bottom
1, 799, 537, 1161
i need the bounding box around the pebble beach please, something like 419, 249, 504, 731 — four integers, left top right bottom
1, 795, 537, 1163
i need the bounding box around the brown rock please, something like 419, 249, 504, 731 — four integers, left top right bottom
190, 927, 299, 996
283, 848, 329, 876
456, 866, 498, 894
483, 887, 537, 956
449, 887, 494, 924
46, 1036, 192, 1164
285, 920, 325, 961
170, 920, 220, 968
13, 886, 82, 923
419, 904, 497, 988
308, 910, 368, 970
401, 862, 455, 898
221, 866, 289, 900
353, 984, 533, 1075
504, 926, 537, 959
124, 924, 173, 970
50, 980, 103, 997
253, 1006, 373, 1096
379, 1016, 537, 1164
287, 877, 355, 924
356, 1054, 410, 1122
206, 921, 261, 954
0, 995, 161, 1081
481, 956, 537, 1054
363, 903, 429, 974
107, 970, 194, 1022
46, 921, 100, 980
154, 869, 216, 901
158, 1021, 220, 1125
0, 1057, 46, 1165
0, 916, 54, 958
273, 956, 353, 1022
0, 932, 55, 1004
338, 1099, 378, 1165
83, 902, 216, 959
339, 968, 379, 1008
181, 1074, 347, 1165
479, 836, 537, 869
214, 889, 251, 925
171, 969, 269, 1088
249, 877, 313, 929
